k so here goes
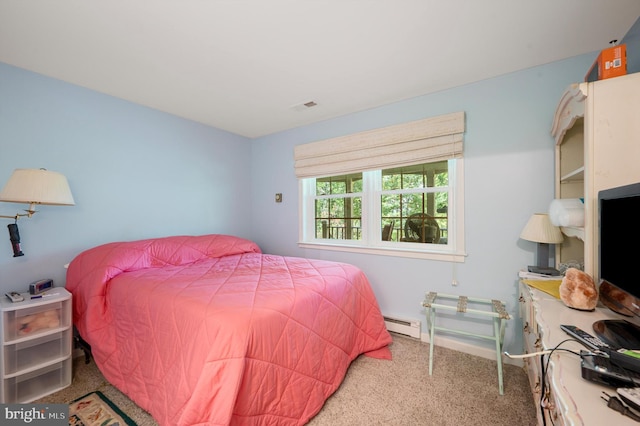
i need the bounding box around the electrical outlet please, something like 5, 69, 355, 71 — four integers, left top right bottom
275, 193, 282, 203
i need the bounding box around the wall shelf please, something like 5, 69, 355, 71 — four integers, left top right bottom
553, 73, 640, 279
560, 226, 584, 241
560, 166, 584, 183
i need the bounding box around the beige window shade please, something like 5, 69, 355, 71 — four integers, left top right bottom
294, 111, 465, 178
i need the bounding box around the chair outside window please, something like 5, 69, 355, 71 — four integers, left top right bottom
382, 220, 395, 241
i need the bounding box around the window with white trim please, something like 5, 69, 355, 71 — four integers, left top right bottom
295, 112, 466, 261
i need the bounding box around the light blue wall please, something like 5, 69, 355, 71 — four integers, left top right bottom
0, 62, 252, 292
250, 54, 597, 354
1, 53, 598, 356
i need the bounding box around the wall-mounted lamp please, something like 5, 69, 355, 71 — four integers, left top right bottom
0, 168, 75, 256
520, 213, 564, 275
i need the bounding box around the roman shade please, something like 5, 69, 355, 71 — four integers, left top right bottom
294, 111, 465, 178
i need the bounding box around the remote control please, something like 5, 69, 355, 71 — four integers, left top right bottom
618, 387, 640, 412
5, 292, 24, 303
560, 324, 609, 351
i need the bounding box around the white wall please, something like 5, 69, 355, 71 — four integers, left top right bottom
0, 63, 253, 292
249, 54, 597, 355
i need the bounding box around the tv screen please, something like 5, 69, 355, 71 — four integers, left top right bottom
599, 182, 640, 313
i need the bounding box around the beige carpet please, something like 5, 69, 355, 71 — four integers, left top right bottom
35, 335, 537, 425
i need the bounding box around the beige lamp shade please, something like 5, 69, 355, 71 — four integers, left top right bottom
520, 213, 563, 244
0, 169, 75, 206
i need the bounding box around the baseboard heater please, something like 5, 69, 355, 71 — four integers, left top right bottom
383, 315, 421, 339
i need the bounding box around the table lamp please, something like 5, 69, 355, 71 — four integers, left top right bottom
520, 213, 564, 275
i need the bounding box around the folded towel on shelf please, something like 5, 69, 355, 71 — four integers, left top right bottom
549, 198, 584, 227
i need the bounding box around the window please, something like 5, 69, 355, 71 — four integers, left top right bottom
300, 159, 464, 261
295, 112, 466, 261
314, 173, 363, 240
381, 161, 449, 244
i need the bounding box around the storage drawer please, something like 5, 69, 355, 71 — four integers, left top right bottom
2, 357, 71, 403
3, 299, 71, 341
3, 329, 71, 375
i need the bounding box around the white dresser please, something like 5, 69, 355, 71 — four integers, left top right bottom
519, 282, 639, 425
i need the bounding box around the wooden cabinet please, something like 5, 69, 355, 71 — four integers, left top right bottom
0, 288, 72, 403
551, 72, 640, 279
519, 281, 639, 425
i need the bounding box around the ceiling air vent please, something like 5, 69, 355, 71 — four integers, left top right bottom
290, 100, 318, 112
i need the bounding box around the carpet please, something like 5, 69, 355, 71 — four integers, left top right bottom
69, 391, 137, 426
35, 336, 536, 426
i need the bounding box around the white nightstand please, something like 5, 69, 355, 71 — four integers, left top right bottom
0, 287, 72, 403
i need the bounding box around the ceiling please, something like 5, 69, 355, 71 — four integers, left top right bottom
1, 1, 639, 139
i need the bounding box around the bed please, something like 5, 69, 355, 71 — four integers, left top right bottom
66, 234, 392, 425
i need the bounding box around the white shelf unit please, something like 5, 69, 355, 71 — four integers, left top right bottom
0, 288, 72, 403
551, 72, 640, 278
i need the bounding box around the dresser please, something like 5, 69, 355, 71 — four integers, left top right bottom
519, 281, 638, 425
0, 288, 72, 403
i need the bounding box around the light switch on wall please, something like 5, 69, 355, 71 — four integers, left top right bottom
275, 193, 282, 203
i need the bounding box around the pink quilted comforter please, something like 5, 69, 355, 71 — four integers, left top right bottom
66, 234, 392, 425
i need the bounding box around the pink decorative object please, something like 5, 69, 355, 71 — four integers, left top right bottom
560, 268, 598, 311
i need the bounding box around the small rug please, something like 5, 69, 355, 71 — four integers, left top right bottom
69, 391, 137, 426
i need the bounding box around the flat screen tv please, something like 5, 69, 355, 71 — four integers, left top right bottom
593, 182, 640, 350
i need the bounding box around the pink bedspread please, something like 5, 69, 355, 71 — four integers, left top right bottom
66, 234, 392, 425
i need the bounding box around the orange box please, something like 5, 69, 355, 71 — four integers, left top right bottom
585, 44, 627, 82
